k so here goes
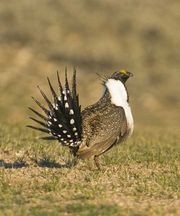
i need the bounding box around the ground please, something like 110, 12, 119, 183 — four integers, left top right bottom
0, 125, 179, 216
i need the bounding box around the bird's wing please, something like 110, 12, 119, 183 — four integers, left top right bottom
79, 106, 128, 158
77, 131, 119, 159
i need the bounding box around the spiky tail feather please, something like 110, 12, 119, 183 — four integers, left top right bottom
27, 68, 82, 148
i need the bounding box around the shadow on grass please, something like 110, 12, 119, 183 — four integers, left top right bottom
0, 157, 77, 169
0, 159, 28, 169
33, 157, 77, 169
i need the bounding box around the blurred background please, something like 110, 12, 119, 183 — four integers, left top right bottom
0, 0, 179, 128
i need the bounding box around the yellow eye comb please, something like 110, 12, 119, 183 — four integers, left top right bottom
119, 69, 128, 74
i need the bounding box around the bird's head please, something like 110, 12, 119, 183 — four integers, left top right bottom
110, 69, 133, 83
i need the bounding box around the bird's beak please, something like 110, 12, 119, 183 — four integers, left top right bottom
128, 72, 133, 77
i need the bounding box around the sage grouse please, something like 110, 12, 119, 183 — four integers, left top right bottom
28, 69, 134, 168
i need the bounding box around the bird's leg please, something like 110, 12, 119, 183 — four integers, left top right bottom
94, 155, 101, 170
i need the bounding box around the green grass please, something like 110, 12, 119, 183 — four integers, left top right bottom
0, 124, 179, 216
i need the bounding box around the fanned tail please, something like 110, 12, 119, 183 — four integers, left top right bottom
28, 68, 82, 148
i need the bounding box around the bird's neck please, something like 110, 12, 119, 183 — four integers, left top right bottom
103, 79, 129, 105
100, 86, 111, 102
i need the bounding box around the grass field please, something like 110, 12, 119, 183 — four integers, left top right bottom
0, 124, 179, 215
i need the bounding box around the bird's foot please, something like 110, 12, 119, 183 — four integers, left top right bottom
94, 155, 101, 170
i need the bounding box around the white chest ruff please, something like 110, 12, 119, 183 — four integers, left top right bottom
106, 79, 134, 136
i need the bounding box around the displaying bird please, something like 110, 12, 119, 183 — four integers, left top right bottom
28, 68, 134, 169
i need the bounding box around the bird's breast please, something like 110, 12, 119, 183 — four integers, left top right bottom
105, 78, 134, 136
124, 105, 134, 136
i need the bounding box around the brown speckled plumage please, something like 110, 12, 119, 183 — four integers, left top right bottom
78, 90, 128, 159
